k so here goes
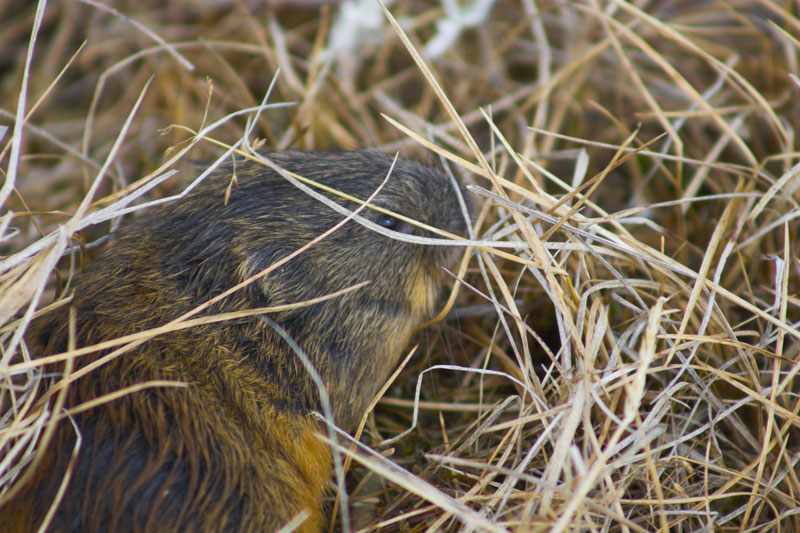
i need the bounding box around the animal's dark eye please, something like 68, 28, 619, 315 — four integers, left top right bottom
377, 214, 400, 230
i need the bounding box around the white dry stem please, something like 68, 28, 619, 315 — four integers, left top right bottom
424, 0, 498, 59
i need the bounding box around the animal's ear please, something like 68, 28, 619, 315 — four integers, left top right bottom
236, 246, 312, 307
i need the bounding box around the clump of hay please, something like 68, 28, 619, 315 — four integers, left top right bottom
2, 1, 799, 531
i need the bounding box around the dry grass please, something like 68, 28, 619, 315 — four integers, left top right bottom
2, 0, 800, 531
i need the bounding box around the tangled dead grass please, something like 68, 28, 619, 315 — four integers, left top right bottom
2, 0, 800, 531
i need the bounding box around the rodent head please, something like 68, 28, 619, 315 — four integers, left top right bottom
230, 151, 469, 318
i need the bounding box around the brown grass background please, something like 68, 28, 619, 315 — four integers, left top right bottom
2, 0, 800, 531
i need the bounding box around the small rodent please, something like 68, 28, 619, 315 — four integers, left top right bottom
3, 150, 469, 532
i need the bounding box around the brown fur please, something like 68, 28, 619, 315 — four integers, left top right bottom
2, 151, 469, 532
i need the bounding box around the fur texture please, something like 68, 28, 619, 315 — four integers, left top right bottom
4, 151, 469, 532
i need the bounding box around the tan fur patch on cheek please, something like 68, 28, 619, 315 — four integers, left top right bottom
406, 269, 438, 316
384, 316, 417, 360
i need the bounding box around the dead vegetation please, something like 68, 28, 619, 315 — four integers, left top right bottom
2, 0, 800, 531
